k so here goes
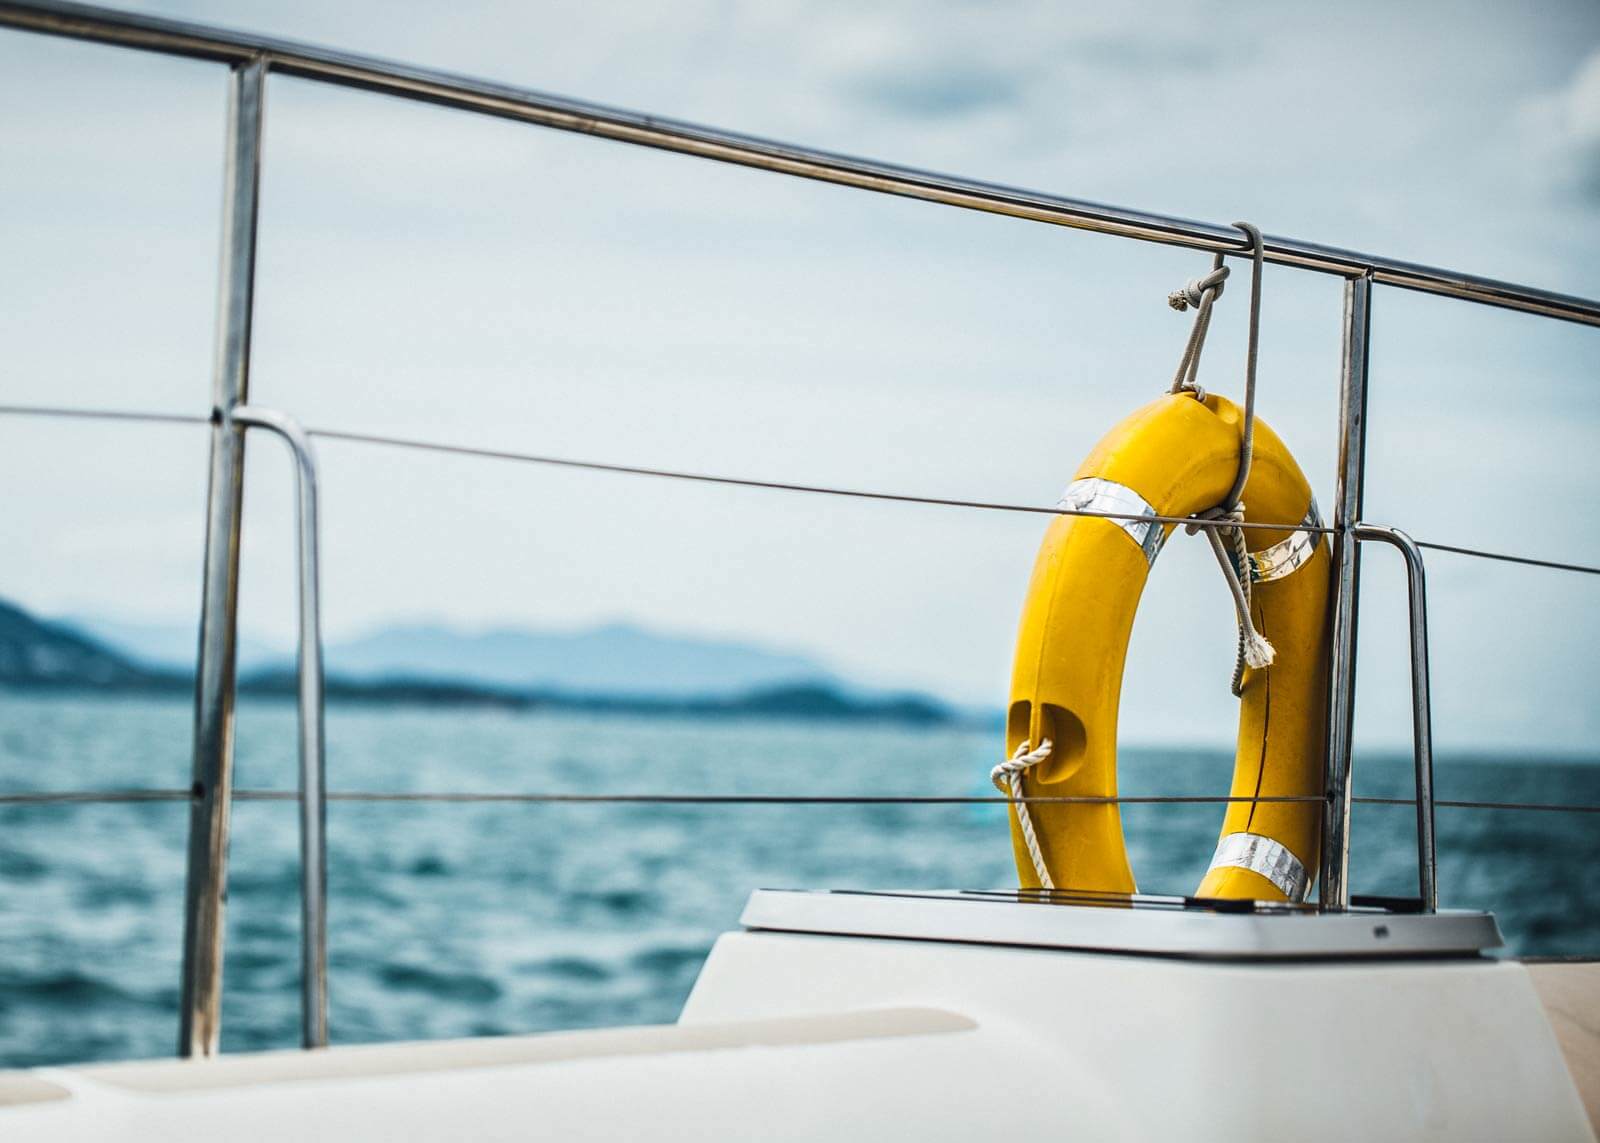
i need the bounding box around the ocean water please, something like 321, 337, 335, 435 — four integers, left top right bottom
2, 690, 1598, 1069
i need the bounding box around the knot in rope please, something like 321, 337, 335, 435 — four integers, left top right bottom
990, 739, 1052, 789
1187, 500, 1277, 695
992, 739, 1053, 889
1168, 257, 1229, 395
1168, 265, 1229, 312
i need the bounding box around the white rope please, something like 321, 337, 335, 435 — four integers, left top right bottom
1191, 502, 1276, 695
1168, 262, 1229, 395
991, 739, 1054, 889
1169, 222, 1275, 696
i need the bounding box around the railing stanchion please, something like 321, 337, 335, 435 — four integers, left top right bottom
1320, 272, 1372, 910
233, 407, 330, 1049
179, 55, 267, 1059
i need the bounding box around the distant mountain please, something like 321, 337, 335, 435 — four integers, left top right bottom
9, 599, 952, 724
317, 621, 839, 698
72, 614, 843, 700
0, 600, 171, 688
65, 613, 281, 674
236, 672, 951, 724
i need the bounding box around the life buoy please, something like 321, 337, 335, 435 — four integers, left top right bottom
1004, 391, 1331, 902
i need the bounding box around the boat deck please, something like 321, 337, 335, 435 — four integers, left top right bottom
3, 922, 1593, 1141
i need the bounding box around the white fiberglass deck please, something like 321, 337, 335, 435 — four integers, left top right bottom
2, 894, 1591, 1142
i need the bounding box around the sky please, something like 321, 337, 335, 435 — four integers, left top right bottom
1, 1, 1598, 751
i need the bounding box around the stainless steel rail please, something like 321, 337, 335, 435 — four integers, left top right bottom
3, 0, 1600, 327
178, 56, 264, 1062
1353, 525, 1437, 913
232, 406, 329, 1050
1320, 275, 1373, 910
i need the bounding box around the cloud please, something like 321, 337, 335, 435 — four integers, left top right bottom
846, 61, 1022, 120
1521, 45, 1600, 205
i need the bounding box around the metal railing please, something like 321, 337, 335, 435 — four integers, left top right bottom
230, 406, 328, 1050
2, 0, 1599, 1058
1352, 526, 1436, 912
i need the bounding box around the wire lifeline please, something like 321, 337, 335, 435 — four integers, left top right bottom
0, 403, 1317, 535
303, 426, 1328, 534
0, 789, 1321, 806
4, 790, 1600, 812
6, 405, 1600, 575
0, 404, 210, 427
1413, 540, 1600, 577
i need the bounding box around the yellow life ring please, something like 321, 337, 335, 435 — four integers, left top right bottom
1004, 391, 1331, 902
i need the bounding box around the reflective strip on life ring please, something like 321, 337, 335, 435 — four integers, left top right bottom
1207, 832, 1310, 902
1248, 501, 1322, 584
1004, 392, 1333, 903
1058, 477, 1166, 567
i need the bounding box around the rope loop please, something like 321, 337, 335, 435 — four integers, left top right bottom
1164, 222, 1274, 694
992, 739, 1054, 889
1218, 221, 1264, 514
1167, 251, 1227, 395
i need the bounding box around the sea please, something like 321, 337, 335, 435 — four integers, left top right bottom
3, 690, 1597, 1069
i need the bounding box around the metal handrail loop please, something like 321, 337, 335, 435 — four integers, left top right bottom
230, 406, 330, 1050
1351, 524, 1437, 913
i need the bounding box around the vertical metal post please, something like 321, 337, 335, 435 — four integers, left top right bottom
233, 407, 329, 1048
1320, 272, 1372, 910
1352, 525, 1437, 912
179, 55, 267, 1059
